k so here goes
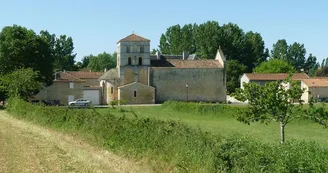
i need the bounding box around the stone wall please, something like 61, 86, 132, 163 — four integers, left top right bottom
120, 66, 149, 85
149, 68, 226, 103
33, 81, 84, 105
118, 82, 155, 104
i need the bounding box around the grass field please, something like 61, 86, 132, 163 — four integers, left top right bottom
97, 104, 328, 146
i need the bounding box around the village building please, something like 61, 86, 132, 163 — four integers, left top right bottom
240, 73, 309, 89
34, 33, 227, 105
301, 78, 328, 103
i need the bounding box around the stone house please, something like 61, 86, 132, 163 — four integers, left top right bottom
301, 78, 328, 103
240, 73, 309, 89
33, 71, 103, 105
99, 33, 227, 104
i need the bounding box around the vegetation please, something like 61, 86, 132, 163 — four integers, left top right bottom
254, 59, 295, 73
5, 98, 328, 172
85, 52, 117, 72
233, 79, 328, 143
0, 68, 42, 100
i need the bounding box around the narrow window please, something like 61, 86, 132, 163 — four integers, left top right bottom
111, 87, 113, 94
138, 57, 142, 65
140, 45, 144, 53
134, 91, 137, 97
128, 57, 132, 65
69, 82, 74, 88
126, 46, 130, 53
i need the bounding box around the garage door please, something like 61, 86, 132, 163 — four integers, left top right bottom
83, 90, 100, 105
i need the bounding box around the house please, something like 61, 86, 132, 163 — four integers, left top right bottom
301, 78, 328, 103
33, 71, 103, 105
240, 73, 309, 89
99, 33, 227, 104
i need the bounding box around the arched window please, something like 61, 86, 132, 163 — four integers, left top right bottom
138, 57, 142, 65
134, 91, 137, 97
128, 57, 132, 65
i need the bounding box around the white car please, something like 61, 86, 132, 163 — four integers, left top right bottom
69, 99, 91, 106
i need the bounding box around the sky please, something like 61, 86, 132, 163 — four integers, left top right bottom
1, 0, 327, 63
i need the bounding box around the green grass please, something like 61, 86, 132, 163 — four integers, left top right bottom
97, 104, 328, 146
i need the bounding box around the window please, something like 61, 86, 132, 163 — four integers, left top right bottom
138, 57, 142, 65
111, 87, 114, 94
134, 91, 137, 97
140, 45, 144, 53
69, 82, 74, 88
126, 46, 130, 53
128, 57, 132, 65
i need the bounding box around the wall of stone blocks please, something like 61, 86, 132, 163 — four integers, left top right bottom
149, 68, 226, 103
118, 83, 155, 104
33, 81, 84, 105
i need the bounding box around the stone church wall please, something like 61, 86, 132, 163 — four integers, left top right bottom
149, 68, 226, 103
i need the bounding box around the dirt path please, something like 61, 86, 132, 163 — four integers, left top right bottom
0, 111, 152, 173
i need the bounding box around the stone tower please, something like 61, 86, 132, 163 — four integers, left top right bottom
116, 33, 151, 85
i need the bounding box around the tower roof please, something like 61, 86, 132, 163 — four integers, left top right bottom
117, 33, 150, 43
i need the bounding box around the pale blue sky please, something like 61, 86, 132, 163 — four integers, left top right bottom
1, 0, 327, 62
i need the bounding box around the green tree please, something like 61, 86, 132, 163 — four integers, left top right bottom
254, 59, 295, 73
0, 25, 53, 85
165, 24, 182, 55
0, 68, 42, 100
40, 31, 76, 71
87, 52, 117, 72
151, 48, 159, 54
271, 39, 289, 60
180, 24, 196, 53
305, 54, 319, 76
159, 34, 170, 54
226, 60, 247, 94
288, 42, 306, 71
194, 21, 220, 58
233, 78, 328, 143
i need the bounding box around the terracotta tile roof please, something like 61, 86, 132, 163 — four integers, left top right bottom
99, 68, 120, 81
118, 34, 150, 43
56, 72, 84, 82
244, 73, 309, 81
66, 71, 104, 79
303, 78, 328, 87
166, 59, 223, 68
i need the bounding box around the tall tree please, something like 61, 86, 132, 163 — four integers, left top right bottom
87, 52, 117, 72
159, 34, 170, 54
254, 59, 295, 73
304, 54, 319, 76
271, 39, 289, 60
40, 31, 76, 71
288, 42, 306, 71
0, 25, 53, 85
180, 24, 196, 53
226, 60, 247, 94
194, 21, 220, 58
165, 24, 182, 55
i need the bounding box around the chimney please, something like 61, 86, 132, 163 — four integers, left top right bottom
104, 68, 107, 72
156, 51, 161, 60
182, 51, 189, 60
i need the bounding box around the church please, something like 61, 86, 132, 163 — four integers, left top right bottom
99, 33, 227, 104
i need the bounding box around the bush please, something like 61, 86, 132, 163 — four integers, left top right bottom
6, 97, 328, 172
162, 100, 242, 115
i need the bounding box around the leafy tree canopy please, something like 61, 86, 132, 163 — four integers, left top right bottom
87, 52, 117, 72
0, 25, 54, 86
0, 68, 42, 100
254, 59, 295, 73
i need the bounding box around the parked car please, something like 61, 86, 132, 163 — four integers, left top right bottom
69, 99, 91, 106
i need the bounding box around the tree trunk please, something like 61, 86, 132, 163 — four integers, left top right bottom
280, 121, 285, 144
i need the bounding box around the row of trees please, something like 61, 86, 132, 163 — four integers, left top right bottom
158, 21, 324, 93
77, 52, 117, 72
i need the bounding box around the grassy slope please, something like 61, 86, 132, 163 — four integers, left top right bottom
98, 105, 328, 146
